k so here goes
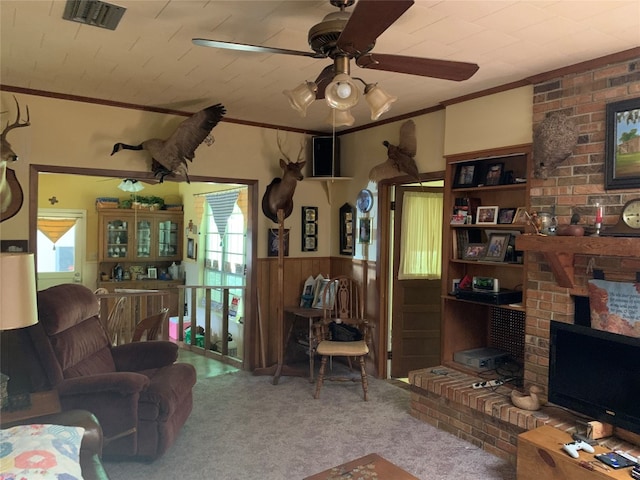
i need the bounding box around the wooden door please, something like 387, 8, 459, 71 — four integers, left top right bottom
390, 186, 443, 378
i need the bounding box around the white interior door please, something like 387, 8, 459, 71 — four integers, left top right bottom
37, 209, 86, 289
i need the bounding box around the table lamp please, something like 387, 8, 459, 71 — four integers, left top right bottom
0, 252, 39, 409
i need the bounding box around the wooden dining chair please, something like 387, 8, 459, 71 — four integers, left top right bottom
95, 288, 129, 346
313, 276, 371, 401
132, 308, 169, 342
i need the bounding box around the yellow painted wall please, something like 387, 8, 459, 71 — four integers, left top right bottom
1, 87, 533, 260
0, 92, 329, 259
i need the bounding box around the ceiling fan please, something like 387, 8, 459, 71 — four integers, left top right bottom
193, 0, 479, 122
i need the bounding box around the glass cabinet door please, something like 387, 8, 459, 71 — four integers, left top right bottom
158, 219, 179, 258
135, 219, 152, 259
105, 217, 129, 259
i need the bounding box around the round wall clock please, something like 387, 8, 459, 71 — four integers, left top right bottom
356, 189, 373, 213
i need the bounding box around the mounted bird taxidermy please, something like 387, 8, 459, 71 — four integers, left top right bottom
369, 119, 419, 183
261, 134, 306, 224
533, 112, 577, 179
111, 103, 226, 183
1, 96, 30, 222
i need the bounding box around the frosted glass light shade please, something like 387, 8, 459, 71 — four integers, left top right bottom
325, 108, 355, 127
283, 81, 317, 117
364, 84, 398, 120
325, 74, 360, 110
0, 253, 38, 330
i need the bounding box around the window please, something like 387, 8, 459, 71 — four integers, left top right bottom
36, 209, 86, 288
398, 191, 443, 279
202, 190, 246, 322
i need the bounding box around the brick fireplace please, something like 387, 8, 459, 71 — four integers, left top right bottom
409, 53, 640, 464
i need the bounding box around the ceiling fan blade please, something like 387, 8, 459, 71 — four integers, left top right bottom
357, 53, 479, 81
314, 64, 336, 100
192, 38, 324, 58
336, 0, 414, 55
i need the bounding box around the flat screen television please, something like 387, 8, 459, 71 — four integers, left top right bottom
548, 320, 640, 435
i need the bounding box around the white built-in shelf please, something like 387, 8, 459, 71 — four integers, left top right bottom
305, 176, 353, 204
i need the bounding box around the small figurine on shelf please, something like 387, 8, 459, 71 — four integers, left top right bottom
113, 263, 124, 281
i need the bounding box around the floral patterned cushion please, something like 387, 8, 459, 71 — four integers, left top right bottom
0, 424, 84, 480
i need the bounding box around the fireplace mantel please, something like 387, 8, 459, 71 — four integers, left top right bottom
515, 235, 640, 288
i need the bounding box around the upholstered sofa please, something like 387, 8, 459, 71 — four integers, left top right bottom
26, 283, 197, 460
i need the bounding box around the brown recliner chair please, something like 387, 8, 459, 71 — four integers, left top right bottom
27, 283, 197, 460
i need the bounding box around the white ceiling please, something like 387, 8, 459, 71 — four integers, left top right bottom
1, 0, 639, 133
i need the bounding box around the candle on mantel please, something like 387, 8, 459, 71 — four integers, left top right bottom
595, 203, 603, 224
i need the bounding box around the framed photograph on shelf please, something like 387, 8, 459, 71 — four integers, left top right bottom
301, 206, 318, 252
484, 162, 504, 186
512, 207, 529, 224
498, 208, 516, 224
453, 163, 481, 188
604, 97, 640, 190
450, 214, 467, 225
484, 233, 511, 262
358, 217, 372, 244
268, 228, 290, 257
147, 267, 158, 279
476, 206, 499, 225
462, 243, 487, 261
339, 203, 354, 255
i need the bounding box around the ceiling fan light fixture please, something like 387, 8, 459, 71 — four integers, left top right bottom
325, 108, 355, 127
283, 81, 317, 117
118, 178, 144, 192
364, 83, 398, 120
325, 74, 360, 110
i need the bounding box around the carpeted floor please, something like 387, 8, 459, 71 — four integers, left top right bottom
104, 370, 517, 479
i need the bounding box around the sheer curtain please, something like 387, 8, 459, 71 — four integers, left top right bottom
398, 191, 443, 280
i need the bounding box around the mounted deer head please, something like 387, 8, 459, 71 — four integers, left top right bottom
261, 133, 306, 224
1, 96, 31, 164
1, 96, 30, 222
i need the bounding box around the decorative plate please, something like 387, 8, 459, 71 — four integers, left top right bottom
356, 189, 373, 213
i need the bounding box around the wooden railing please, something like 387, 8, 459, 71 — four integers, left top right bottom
176, 285, 245, 368
95, 290, 169, 344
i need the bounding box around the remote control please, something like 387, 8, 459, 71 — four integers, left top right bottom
562, 440, 595, 458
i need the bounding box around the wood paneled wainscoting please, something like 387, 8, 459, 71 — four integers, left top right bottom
255, 256, 377, 374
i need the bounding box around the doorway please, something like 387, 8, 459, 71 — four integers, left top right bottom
28, 164, 260, 371
376, 173, 445, 379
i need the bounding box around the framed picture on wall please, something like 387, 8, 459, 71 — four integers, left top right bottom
301, 206, 318, 252
186, 238, 197, 260
358, 217, 372, 244
604, 97, 640, 190
268, 228, 290, 257
339, 203, 354, 255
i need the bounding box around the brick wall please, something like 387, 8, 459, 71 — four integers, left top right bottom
525, 57, 640, 397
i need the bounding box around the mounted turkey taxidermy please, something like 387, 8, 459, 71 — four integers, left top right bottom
369, 119, 419, 183
261, 134, 306, 224
1, 96, 30, 222
111, 103, 226, 183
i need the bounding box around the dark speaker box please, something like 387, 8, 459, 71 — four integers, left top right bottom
312, 136, 340, 177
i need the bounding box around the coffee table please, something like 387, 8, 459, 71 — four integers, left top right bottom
304, 453, 419, 480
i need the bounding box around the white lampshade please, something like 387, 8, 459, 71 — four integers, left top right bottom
283, 81, 317, 117
325, 108, 355, 127
364, 84, 398, 120
118, 179, 144, 192
325, 74, 360, 110
0, 253, 38, 330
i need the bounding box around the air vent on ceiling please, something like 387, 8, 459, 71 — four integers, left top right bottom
62, 0, 125, 31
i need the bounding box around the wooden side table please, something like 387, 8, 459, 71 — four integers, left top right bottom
518, 425, 633, 480
0, 390, 61, 426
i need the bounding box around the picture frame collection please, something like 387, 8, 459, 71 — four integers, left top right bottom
301, 206, 318, 252
452, 161, 521, 189
451, 197, 527, 227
